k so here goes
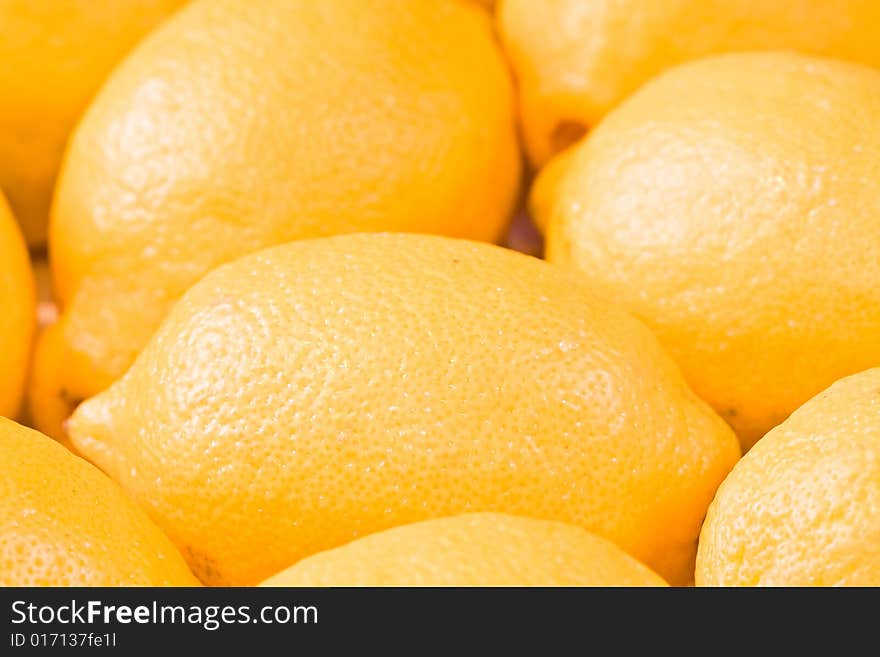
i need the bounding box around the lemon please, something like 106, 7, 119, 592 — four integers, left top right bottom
0, 417, 198, 586
697, 368, 880, 586
68, 233, 738, 586
0, 0, 187, 244
498, 0, 880, 166
261, 513, 667, 587
33, 0, 521, 442
0, 192, 34, 418
541, 52, 880, 449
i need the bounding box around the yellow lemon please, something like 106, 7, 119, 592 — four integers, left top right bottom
0, 417, 198, 586
68, 233, 738, 586
261, 513, 667, 587
697, 369, 880, 586
0, 192, 34, 418
34, 0, 521, 442
541, 52, 880, 450
498, 0, 880, 166
0, 0, 187, 245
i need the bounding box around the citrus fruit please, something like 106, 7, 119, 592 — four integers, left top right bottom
498, 0, 880, 166
0, 417, 198, 586
541, 52, 880, 450
0, 192, 35, 419
68, 233, 738, 586
0, 0, 187, 245
261, 513, 668, 587
34, 0, 521, 441
696, 368, 880, 586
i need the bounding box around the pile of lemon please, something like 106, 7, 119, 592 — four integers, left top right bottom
2, 0, 879, 588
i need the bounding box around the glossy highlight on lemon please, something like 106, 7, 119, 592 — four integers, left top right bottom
68, 233, 738, 587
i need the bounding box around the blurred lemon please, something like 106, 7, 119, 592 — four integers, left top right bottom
0, 0, 187, 244
498, 0, 880, 166
0, 191, 34, 418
